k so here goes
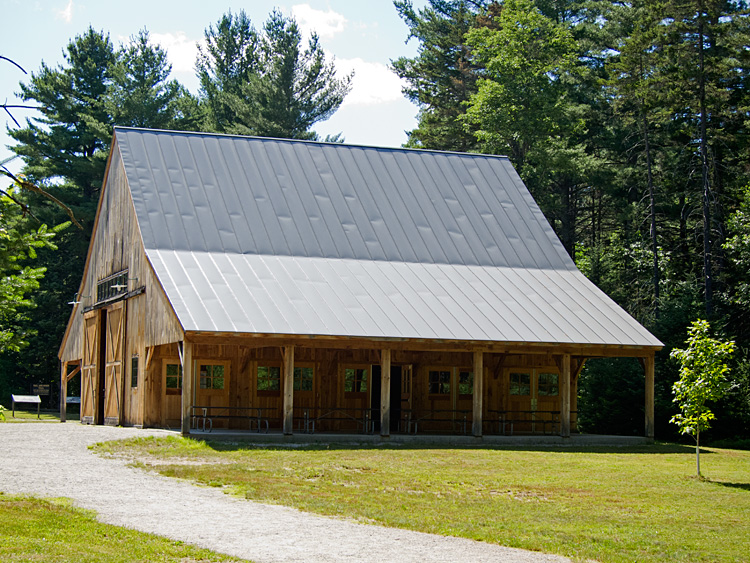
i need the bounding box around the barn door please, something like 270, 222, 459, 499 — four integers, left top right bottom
81, 311, 100, 424
103, 302, 126, 426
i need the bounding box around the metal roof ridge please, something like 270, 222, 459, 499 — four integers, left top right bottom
113, 126, 512, 159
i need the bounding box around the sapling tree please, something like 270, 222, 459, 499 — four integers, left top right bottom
670, 319, 735, 477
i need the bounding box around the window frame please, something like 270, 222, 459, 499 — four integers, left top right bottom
163, 359, 183, 396
131, 355, 139, 389
427, 368, 452, 397
509, 371, 532, 396
343, 365, 369, 396
196, 360, 229, 393
537, 372, 559, 397
256, 363, 281, 396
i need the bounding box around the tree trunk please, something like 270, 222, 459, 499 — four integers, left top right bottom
698, 4, 713, 317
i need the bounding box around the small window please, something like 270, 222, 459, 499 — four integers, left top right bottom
131, 356, 139, 388
345, 368, 368, 393
165, 363, 182, 395
257, 366, 281, 392
199, 364, 225, 390
538, 372, 559, 396
458, 371, 473, 395
294, 367, 314, 391
510, 372, 531, 395
428, 370, 451, 395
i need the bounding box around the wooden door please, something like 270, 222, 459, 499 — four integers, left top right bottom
81, 312, 100, 424
103, 302, 126, 426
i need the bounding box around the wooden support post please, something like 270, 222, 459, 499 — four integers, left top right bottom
560, 353, 571, 438
380, 349, 391, 437
283, 346, 295, 435
644, 354, 655, 439
180, 340, 193, 436
473, 351, 483, 437
60, 361, 67, 423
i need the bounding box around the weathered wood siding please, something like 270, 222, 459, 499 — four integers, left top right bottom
59, 142, 183, 364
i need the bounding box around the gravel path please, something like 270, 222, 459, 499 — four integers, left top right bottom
1, 423, 570, 563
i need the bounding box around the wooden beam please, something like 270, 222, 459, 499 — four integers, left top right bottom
380, 349, 391, 437
283, 346, 295, 435
560, 353, 571, 438
60, 361, 67, 423
644, 354, 655, 439
144, 346, 154, 371
66, 364, 81, 382
180, 340, 193, 436
473, 351, 483, 437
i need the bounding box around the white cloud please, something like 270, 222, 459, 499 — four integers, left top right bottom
57, 0, 73, 23
150, 32, 201, 74
336, 58, 405, 107
291, 4, 346, 40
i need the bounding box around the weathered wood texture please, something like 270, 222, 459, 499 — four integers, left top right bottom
59, 144, 183, 365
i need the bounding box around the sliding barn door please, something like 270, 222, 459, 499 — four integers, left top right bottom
103, 302, 126, 426
81, 312, 100, 425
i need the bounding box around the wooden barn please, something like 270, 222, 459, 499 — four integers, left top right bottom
58, 127, 662, 438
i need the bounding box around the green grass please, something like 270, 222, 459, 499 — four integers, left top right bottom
94, 437, 750, 563
0, 493, 245, 562
0, 409, 70, 423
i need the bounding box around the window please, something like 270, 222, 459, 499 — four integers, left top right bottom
131, 356, 139, 388
344, 368, 368, 393
458, 371, 473, 395
509, 372, 531, 395
294, 367, 314, 391
96, 270, 129, 303
257, 366, 281, 392
538, 372, 559, 396
165, 362, 182, 395
199, 363, 225, 390
428, 370, 451, 395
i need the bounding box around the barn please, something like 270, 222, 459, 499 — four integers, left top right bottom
58, 127, 662, 439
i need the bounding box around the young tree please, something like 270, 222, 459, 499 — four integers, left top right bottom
670, 319, 735, 476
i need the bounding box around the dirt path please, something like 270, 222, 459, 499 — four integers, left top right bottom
1, 423, 570, 563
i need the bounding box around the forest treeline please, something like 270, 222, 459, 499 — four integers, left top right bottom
2, 1, 749, 441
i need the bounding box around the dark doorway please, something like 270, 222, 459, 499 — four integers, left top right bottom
371, 365, 402, 433
96, 309, 107, 425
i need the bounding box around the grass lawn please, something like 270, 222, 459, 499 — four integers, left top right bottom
0, 494, 245, 562
95, 437, 750, 563
0, 409, 78, 423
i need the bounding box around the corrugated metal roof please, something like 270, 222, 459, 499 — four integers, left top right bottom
115, 127, 662, 348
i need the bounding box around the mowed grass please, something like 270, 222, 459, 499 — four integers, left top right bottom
0, 409, 78, 423
95, 437, 750, 563
0, 493, 244, 562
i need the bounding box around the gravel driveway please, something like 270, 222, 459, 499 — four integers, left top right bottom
1, 422, 570, 563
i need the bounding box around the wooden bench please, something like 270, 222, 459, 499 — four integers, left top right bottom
11, 394, 41, 419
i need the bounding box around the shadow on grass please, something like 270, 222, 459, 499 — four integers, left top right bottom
190, 438, 699, 456
707, 480, 750, 492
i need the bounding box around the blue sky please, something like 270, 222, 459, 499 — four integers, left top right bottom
1, 0, 427, 174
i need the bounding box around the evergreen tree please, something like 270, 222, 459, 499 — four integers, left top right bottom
391, 0, 488, 151
108, 30, 200, 131
9, 27, 115, 201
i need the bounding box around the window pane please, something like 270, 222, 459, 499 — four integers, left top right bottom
131, 356, 139, 388
510, 372, 531, 395
458, 371, 473, 394
257, 366, 280, 391
428, 370, 451, 394
538, 373, 558, 396
294, 367, 313, 391
165, 363, 182, 389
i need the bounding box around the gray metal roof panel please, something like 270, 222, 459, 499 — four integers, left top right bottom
116, 128, 660, 347
146, 249, 662, 346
